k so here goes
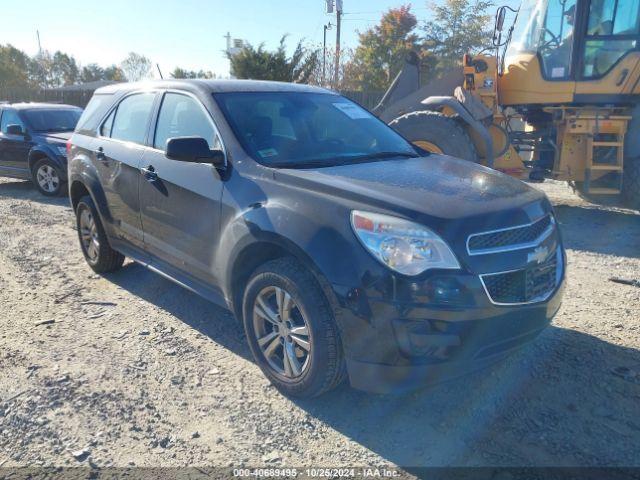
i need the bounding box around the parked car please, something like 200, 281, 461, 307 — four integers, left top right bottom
68, 80, 566, 397
0, 103, 83, 196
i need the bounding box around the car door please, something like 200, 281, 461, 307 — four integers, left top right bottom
93, 91, 157, 252
0, 109, 31, 173
138, 91, 226, 286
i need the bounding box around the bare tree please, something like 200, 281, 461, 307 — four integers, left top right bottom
120, 52, 152, 82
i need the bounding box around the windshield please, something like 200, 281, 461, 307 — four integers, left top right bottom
23, 108, 82, 132
214, 92, 418, 167
507, 0, 577, 80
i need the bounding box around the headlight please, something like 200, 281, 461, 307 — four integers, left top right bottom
351, 211, 460, 276
56, 146, 67, 157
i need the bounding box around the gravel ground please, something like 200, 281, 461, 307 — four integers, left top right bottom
0, 177, 639, 474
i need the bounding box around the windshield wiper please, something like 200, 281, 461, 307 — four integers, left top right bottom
346, 151, 421, 161
274, 151, 421, 169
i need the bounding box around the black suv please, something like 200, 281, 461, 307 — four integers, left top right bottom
68, 80, 565, 397
0, 103, 82, 196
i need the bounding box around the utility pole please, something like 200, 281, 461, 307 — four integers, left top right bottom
323, 23, 332, 86
36, 30, 42, 56
334, 0, 342, 87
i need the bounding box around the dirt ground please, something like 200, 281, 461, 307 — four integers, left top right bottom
0, 177, 639, 474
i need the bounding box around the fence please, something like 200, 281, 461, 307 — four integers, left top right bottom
0, 87, 95, 108
339, 90, 384, 110
1, 86, 386, 111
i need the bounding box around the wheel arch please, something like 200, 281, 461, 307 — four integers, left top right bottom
28, 148, 64, 175
68, 172, 114, 228
226, 233, 342, 327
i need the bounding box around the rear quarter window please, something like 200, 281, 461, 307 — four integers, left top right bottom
76, 93, 115, 134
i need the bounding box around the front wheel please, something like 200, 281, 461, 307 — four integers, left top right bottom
242, 258, 345, 398
32, 158, 65, 196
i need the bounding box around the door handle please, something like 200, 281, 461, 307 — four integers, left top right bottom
95, 147, 106, 161
141, 165, 158, 181
616, 69, 629, 87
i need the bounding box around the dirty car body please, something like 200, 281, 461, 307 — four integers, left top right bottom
68, 80, 565, 394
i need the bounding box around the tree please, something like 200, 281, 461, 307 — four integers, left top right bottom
307, 45, 356, 89
51, 51, 79, 86
423, 0, 493, 72
31, 51, 55, 88
120, 52, 152, 81
229, 36, 318, 83
80, 63, 104, 82
170, 67, 216, 79
103, 65, 125, 81
346, 5, 427, 91
0, 44, 34, 88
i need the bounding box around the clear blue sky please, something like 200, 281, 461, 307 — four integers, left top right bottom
0, 0, 515, 78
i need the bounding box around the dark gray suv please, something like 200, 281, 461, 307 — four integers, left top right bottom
68, 80, 565, 397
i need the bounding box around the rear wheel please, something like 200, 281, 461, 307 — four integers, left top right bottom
389, 110, 479, 162
75, 195, 124, 273
242, 258, 345, 398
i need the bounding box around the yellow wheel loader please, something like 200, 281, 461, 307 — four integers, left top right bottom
376, 0, 640, 209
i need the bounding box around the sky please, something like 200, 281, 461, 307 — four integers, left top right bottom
0, 0, 463, 78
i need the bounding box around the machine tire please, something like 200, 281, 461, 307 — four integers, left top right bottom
623, 156, 640, 210
389, 110, 479, 162
623, 105, 640, 210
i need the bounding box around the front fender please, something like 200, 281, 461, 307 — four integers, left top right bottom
28, 146, 67, 174
217, 201, 367, 304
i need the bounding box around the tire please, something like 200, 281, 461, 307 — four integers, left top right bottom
623, 105, 640, 210
242, 257, 345, 398
389, 110, 479, 162
75, 195, 124, 273
32, 157, 66, 196
623, 155, 640, 210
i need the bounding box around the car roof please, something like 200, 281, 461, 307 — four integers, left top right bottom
3, 103, 81, 111
94, 79, 337, 96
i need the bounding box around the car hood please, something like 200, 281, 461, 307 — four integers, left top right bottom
274, 155, 549, 228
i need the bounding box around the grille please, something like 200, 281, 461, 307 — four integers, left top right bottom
481, 250, 559, 304
468, 215, 552, 254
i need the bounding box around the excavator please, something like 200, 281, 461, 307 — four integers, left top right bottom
375, 0, 640, 208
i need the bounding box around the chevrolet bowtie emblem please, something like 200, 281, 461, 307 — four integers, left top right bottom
528, 246, 549, 265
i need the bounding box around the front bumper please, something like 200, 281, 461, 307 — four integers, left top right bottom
331, 263, 565, 394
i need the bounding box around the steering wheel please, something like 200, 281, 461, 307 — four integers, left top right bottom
540, 28, 561, 52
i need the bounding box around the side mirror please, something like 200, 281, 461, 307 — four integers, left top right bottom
166, 136, 225, 167
6, 124, 24, 136
496, 7, 506, 32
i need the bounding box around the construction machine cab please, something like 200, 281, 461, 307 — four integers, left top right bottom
501, 0, 640, 105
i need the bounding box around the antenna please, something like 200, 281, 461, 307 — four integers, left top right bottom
156, 63, 164, 79
36, 30, 42, 55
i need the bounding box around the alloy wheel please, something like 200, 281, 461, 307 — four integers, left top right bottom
253, 286, 312, 378
36, 164, 60, 193
79, 208, 100, 262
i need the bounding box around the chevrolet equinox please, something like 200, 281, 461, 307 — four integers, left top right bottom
68, 80, 565, 397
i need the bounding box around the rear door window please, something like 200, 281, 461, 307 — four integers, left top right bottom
108, 93, 156, 145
